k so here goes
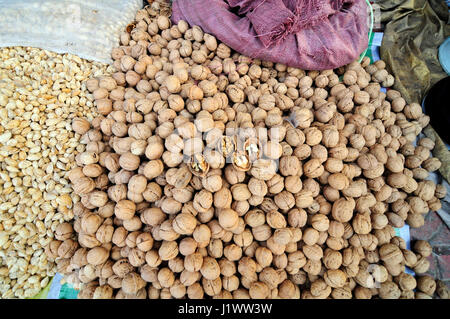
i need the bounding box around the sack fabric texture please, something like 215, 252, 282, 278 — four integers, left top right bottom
171, 0, 369, 70
0, 0, 143, 64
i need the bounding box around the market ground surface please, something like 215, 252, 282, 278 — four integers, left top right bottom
411, 211, 450, 288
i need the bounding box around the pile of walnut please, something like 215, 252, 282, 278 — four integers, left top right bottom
46, 4, 449, 299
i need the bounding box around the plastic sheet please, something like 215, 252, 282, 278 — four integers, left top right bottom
0, 0, 143, 63
379, 0, 450, 105
379, 0, 450, 184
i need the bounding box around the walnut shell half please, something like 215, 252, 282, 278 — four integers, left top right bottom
189, 154, 210, 177
232, 151, 251, 172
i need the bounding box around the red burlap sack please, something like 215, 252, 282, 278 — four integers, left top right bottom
171, 0, 369, 70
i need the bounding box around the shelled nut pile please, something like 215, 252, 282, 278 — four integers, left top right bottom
49, 2, 449, 299
0, 46, 112, 298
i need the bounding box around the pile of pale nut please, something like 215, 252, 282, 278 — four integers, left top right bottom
45, 1, 449, 299
0, 46, 112, 298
